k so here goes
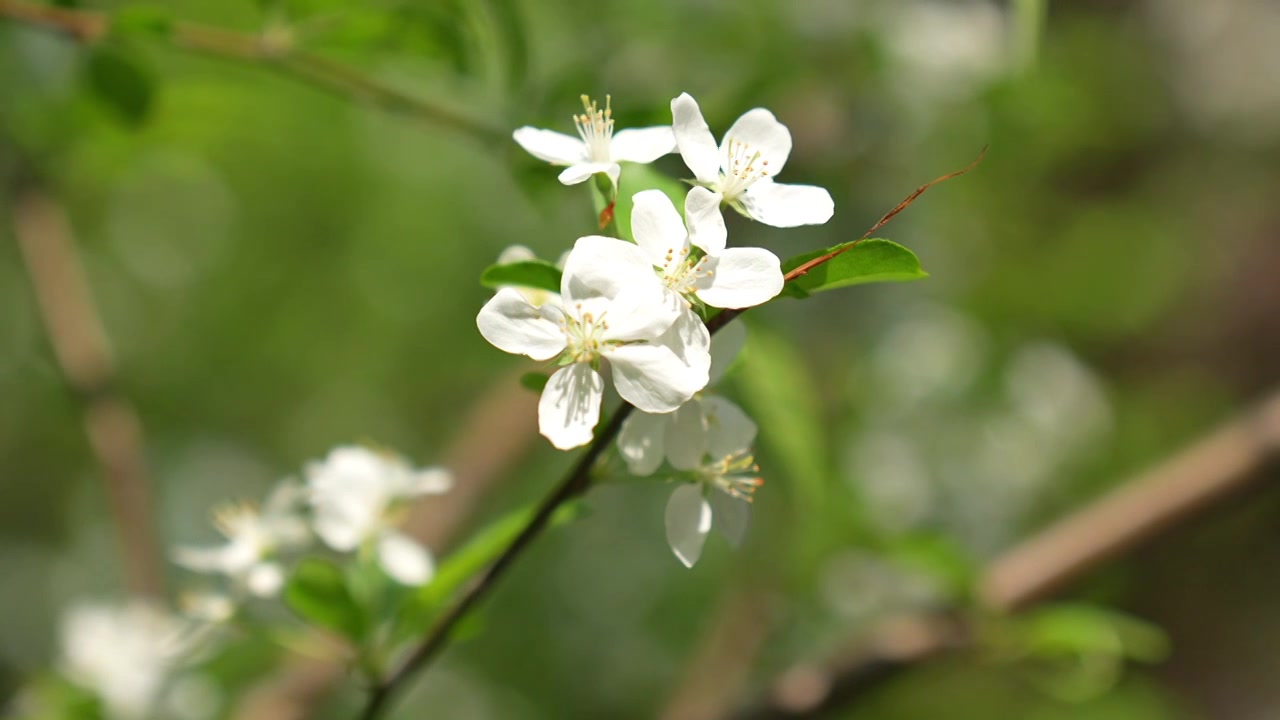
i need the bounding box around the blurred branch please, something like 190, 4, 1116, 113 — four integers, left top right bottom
730, 389, 1280, 719
0, 0, 507, 144
11, 190, 164, 599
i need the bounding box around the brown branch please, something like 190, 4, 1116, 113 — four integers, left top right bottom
12, 190, 164, 599
0, 0, 506, 143
732, 388, 1280, 719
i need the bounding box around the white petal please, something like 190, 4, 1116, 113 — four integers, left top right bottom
708, 321, 746, 385
695, 247, 784, 309
558, 162, 620, 186
561, 235, 661, 303
512, 127, 588, 165
607, 311, 710, 413
708, 491, 750, 548
685, 186, 727, 255
739, 180, 834, 228
665, 401, 709, 471
665, 484, 712, 568
630, 189, 689, 267
497, 245, 537, 264
617, 411, 669, 476
539, 363, 605, 449
246, 562, 285, 597
701, 395, 758, 458
601, 285, 680, 342
170, 546, 228, 574
609, 126, 677, 163
665, 305, 714, 377
671, 93, 722, 185
377, 532, 434, 586
477, 288, 567, 361
407, 467, 453, 496
311, 508, 366, 552
720, 108, 792, 176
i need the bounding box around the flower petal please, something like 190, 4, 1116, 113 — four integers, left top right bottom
708, 321, 746, 385
609, 126, 677, 163
512, 127, 588, 165
558, 162, 620, 186
631, 189, 689, 267
701, 395, 758, 458
739, 179, 834, 228
602, 284, 680, 341
539, 363, 605, 449
377, 532, 434, 586
695, 247, 784, 309
685, 186, 727, 254
720, 108, 792, 176
665, 484, 712, 568
408, 467, 453, 496
617, 410, 669, 476
607, 342, 704, 413
561, 235, 661, 303
477, 288, 566, 361
665, 400, 709, 470
671, 93, 722, 185
708, 490, 750, 548
170, 546, 228, 574
246, 562, 285, 597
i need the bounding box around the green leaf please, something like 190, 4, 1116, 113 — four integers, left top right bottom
520, 372, 549, 392
780, 238, 927, 298
885, 533, 978, 601
393, 501, 585, 640
479, 260, 561, 294
83, 44, 155, 126
284, 559, 366, 641
111, 7, 173, 38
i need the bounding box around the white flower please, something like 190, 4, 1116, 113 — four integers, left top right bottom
630, 187, 784, 309
494, 244, 565, 308
172, 482, 310, 598
305, 445, 452, 586
477, 236, 712, 450
664, 451, 761, 568
671, 92, 834, 228
618, 322, 757, 475
58, 601, 195, 720
514, 95, 677, 186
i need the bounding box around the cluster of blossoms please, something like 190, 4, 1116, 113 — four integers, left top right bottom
484, 92, 834, 565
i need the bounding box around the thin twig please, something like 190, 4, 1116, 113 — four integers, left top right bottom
0, 0, 506, 143
12, 190, 164, 598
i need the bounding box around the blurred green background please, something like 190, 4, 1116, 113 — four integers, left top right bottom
3, 0, 1280, 718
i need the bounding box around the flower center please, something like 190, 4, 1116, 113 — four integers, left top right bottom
701, 451, 764, 501
573, 94, 614, 163
659, 246, 714, 297
717, 137, 771, 199
562, 304, 611, 363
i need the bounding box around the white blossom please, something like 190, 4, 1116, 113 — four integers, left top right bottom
514, 95, 676, 186
477, 235, 712, 450
664, 451, 761, 568
58, 601, 198, 720
171, 482, 309, 599
494, 244, 565, 308
671, 92, 834, 228
305, 445, 452, 586
630, 187, 784, 309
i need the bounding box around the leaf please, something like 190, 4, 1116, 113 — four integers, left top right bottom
885, 533, 977, 601
610, 164, 688, 243
83, 44, 155, 126
780, 238, 927, 298
393, 501, 585, 640
479, 260, 562, 294
520, 372, 549, 392
111, 6, 173, 38
284, 559, 366, 641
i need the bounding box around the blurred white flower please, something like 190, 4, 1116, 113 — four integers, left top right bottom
58, 601, 196, 720
477, 236, 712, 449
664, 451, 760, 568
671, 92, 834, 228
171, 482, 309, 598
513, 95, 676, 186
629, 188, 784, 308
494, 244, 564, 308
618, 322, 756, 475
305, 446, 452, 585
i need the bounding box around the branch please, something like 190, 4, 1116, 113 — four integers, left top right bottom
0, 0, 507, 144
11, 190, 164, 599
733, 388, 1280, 719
